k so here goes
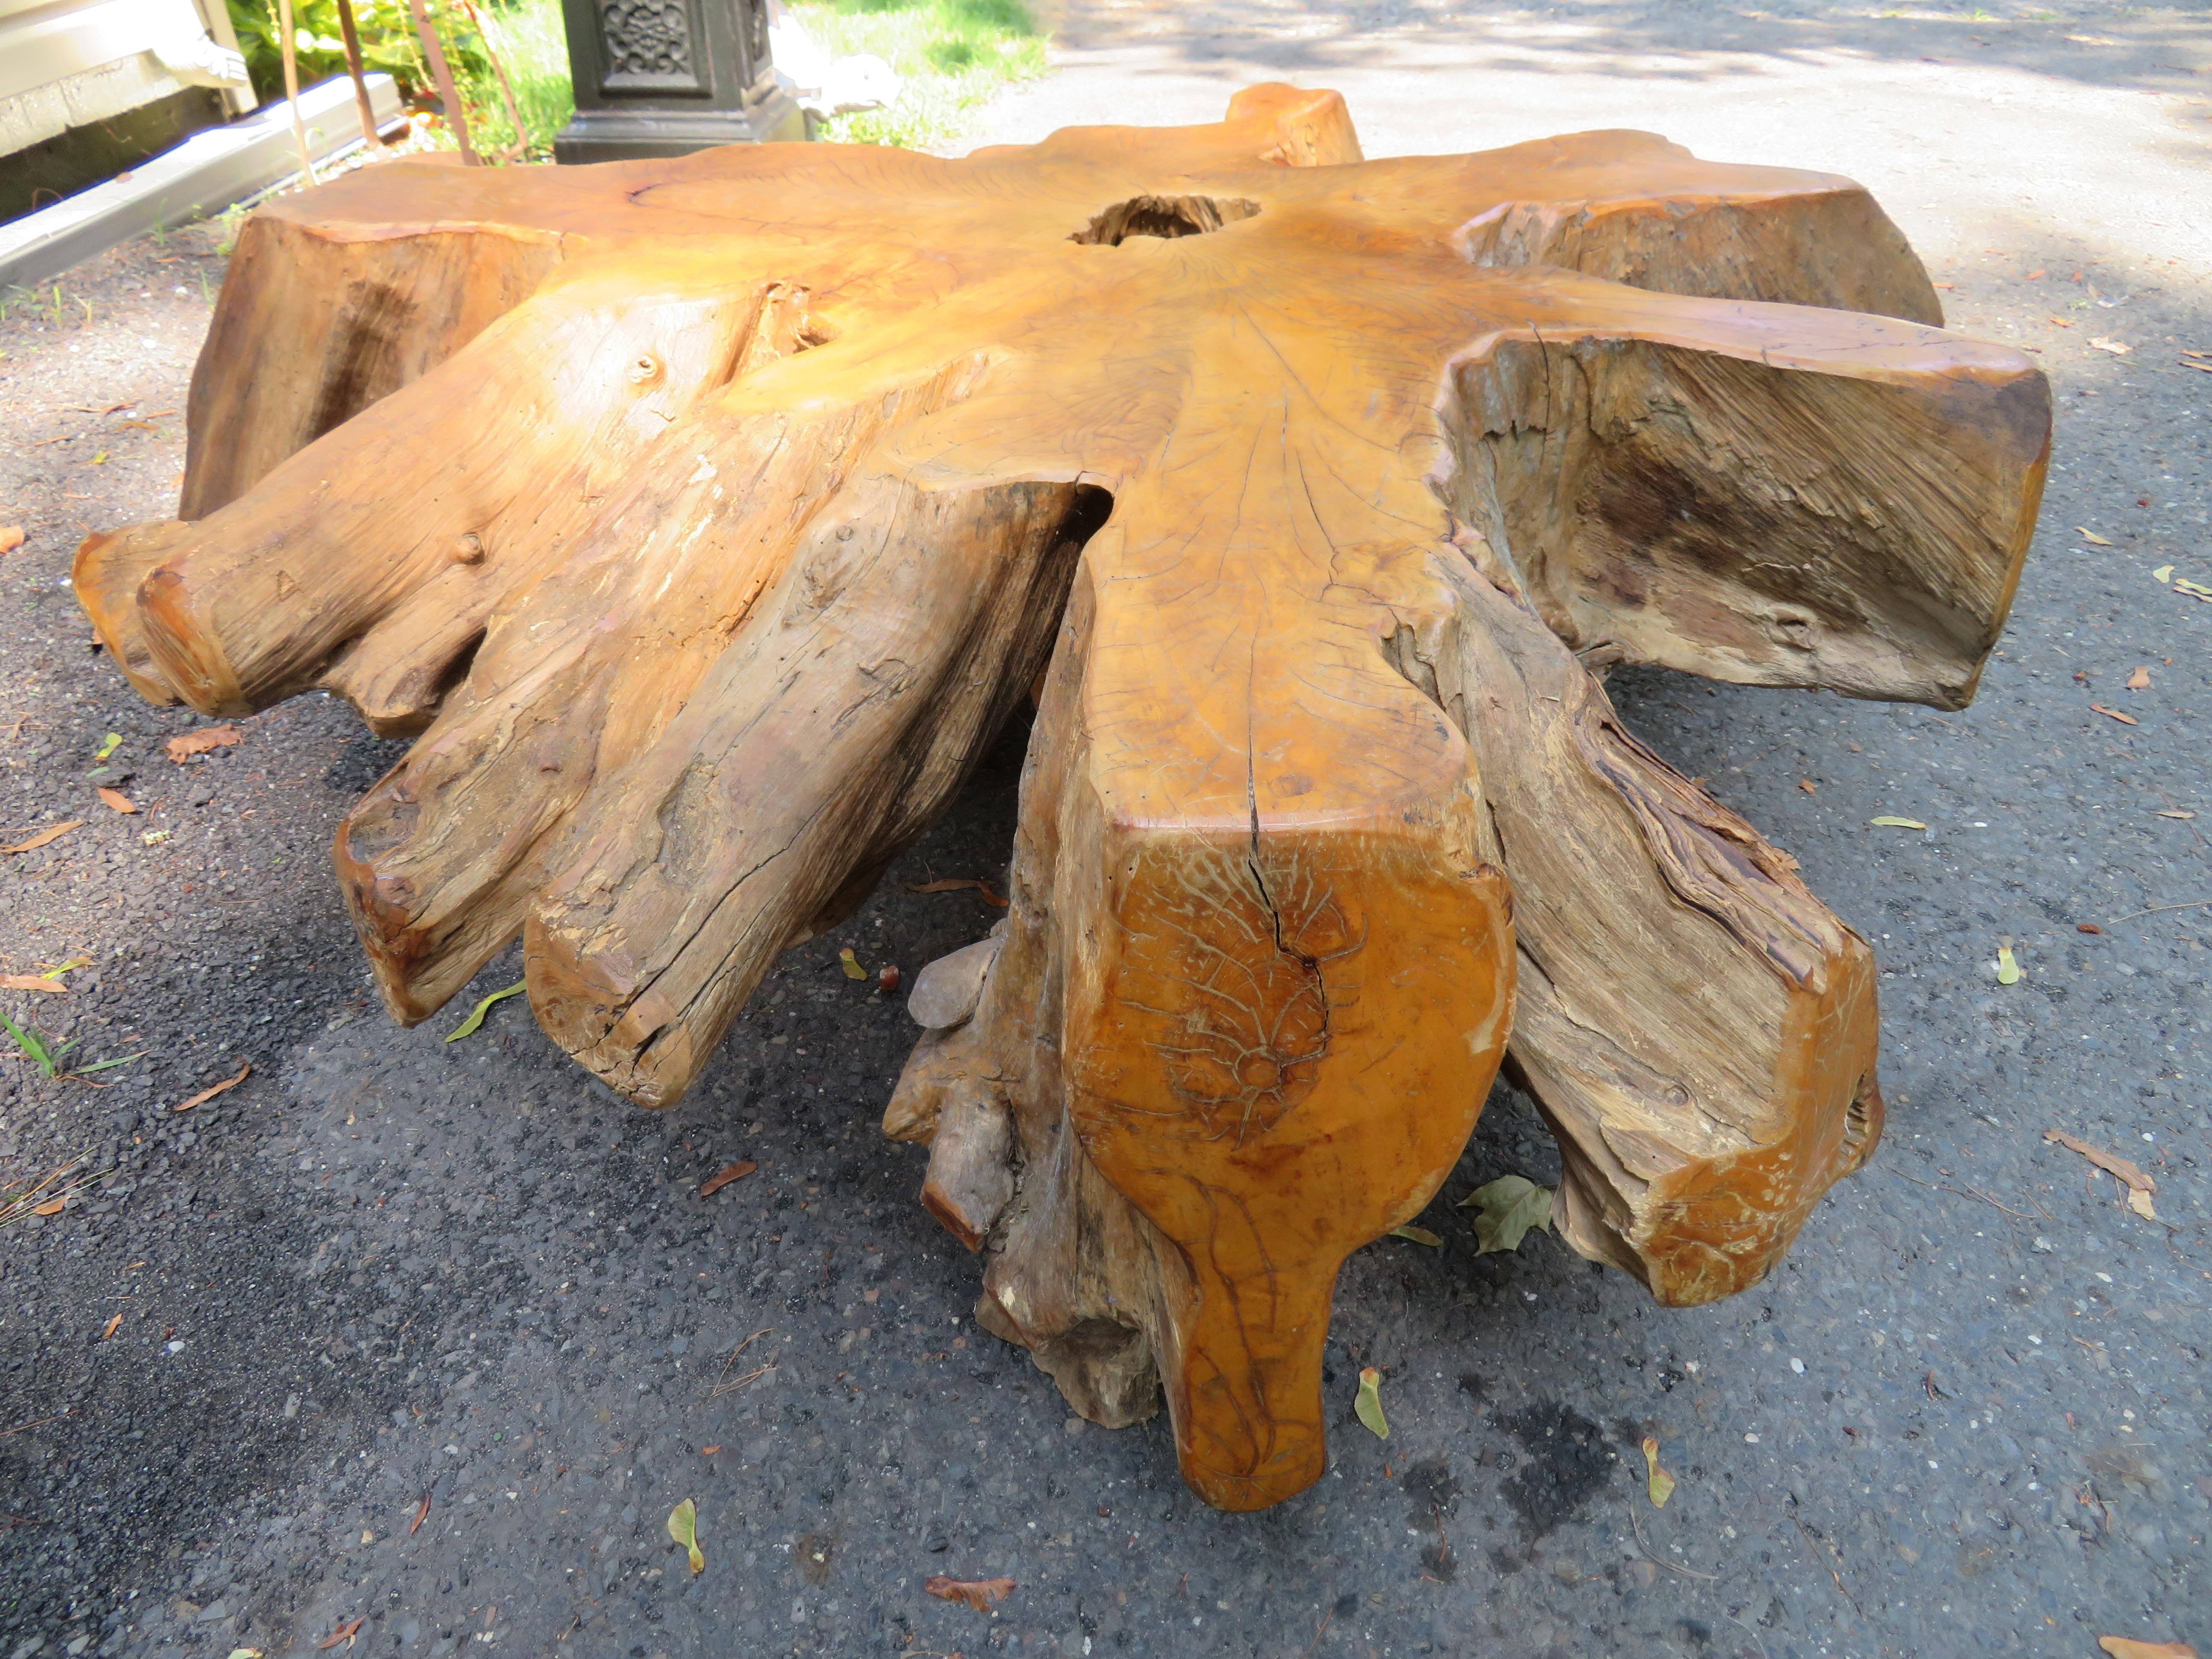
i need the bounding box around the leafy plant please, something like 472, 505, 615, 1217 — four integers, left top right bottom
2, 1007, 142, 1080
3, 1007, 71, 1077
226, 0, 453, 104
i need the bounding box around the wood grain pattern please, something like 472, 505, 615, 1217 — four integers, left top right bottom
77, 84, 2048, 1509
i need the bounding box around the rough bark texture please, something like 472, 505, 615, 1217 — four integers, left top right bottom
75, 85, 2049, 1511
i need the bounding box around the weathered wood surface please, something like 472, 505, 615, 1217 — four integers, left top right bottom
76, 85, 2049, 1511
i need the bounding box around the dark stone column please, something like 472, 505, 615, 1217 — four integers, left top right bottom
553, 0, 804, 161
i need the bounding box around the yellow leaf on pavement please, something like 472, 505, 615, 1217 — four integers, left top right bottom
1354, 1367, 1389, 1440
667, 1497, 705, 1574
1641, 1436, 1676, 1508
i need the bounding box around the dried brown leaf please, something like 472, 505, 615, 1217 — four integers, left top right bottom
96, 786, 138, 815
165, 725, 242, 762
0, 527, 23, 554
2098, 1640, 2196, 1659
2127, 666, 2151, 690
100, 1312, 122, 1340
3, 821, 84, 855
699, 1160, 757, 1198
315, 1618, 362, 1650
171, 1059, 250, 1112
926, 1576, 1016, 1611
904, 877, 1010, 907
0, 975, 67, 994
2044, 1129, 2156, 1198
410, 1492, 430, 1535
32, 1197, 65, 1217
2089, 704, 2138, 726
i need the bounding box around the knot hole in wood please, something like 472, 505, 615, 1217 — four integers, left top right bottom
1069, 194, 1261, 246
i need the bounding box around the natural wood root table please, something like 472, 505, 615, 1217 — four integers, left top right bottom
76, 86, 2049, 1510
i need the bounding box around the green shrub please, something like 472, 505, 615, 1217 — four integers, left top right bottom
225, 0, 574, 158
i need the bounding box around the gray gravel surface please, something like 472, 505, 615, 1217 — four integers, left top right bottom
2, 7, 2209, 1656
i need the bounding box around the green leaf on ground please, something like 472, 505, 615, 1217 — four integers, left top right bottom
1995, 945, 2022, 985
1869, 816, 1927, 830
75, 1052, 145, 1074
1354, 1367, 1388, 1440
445, 980, 526, 1042
667, 1497, 705, 1574
1388, 1224, 1442, 1247
93, 732, 123, 760
1641, 1435, 1676, 1508
838, 947, 867, 980
1460, 1175, 1553, 1255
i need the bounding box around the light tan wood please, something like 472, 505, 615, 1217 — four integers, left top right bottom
75, 85, 2049, 1511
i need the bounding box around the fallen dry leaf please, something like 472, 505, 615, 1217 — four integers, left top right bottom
1995, 946, 2022, 986
0, 527, 23, 554
410, 1492, 430, 1535
2090, 704, 2139, 726
165, 725, 242, 762
3, 821, 84, 855
32, 1197, 66, 1217
2078, 923, 2104, 934
2088, 338, 2131, 355
96, 786, 138, 815
1387, 1224, 1442, 1246
698, 1160, 757, 1198
0, 975, 68, 994
2049, 316, 2073, 327
100, 1312, 122, 1341
2098, 1640, 2197, 1659
2025, 268, 2046, 280
2046, 1129, 2157, 1219
667, 1497, 705, 1574
926, 1576, 1016, 1611
839, 947, 867, 980
904, 876, 1010, 907
2156, 809, 2196, 821
2152, 565, 2175, 584
2128, 666, 2151, 690
1869, 816, 1927, 830
1799, 779, 1817, 795
315, 1619, 362, 1650
2078, 527, 2114, 546
1355, 1365, 1390, 1438
1461, 1175, 1552, 1254
1641, 1435, 1676, 1508
171, 1059, 250, 1113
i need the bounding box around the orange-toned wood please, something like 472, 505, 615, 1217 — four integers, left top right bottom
76, 85, 2049, 1511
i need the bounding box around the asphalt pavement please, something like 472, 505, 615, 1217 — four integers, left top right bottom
1, 3, 2208, 1656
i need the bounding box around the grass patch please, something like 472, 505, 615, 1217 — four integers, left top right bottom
794, 0, 1049, 151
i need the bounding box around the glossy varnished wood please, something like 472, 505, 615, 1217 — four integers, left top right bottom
78, 86, 2048, 1510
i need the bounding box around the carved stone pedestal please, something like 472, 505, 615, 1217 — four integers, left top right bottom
553, 0, 803, 161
